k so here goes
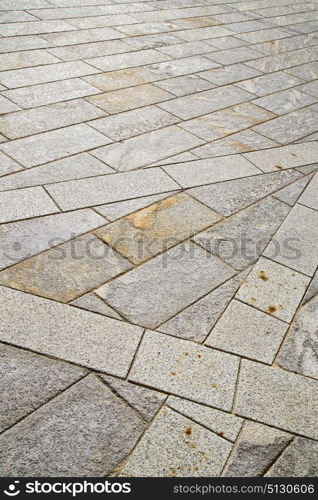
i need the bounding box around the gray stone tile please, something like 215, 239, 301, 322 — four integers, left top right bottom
0, 20, 77, 37
298, 80, 318, 98
88, 49, 169, 71
206, 47, 264, 65
206, 35, 247, 49
188, 169, 302, 216
0, 208, 105, 271
0, 35, 53, 54
264, 204, 318, 276
91, 126, 203, 171
100, 375, 166, 421
206, 299, 288, 363
253, 33, 318, 55
90, 105, 178, 141
245, 47, 317, 73
70, 293, 123, 321
129, 330, 239, 410
29, 6, 113, 19
302, 269, 318, 304
253, 108, 318, 145
123, 33, 183, 50
179, 102, 275, 141
83, 67, 158, 92
192, 130, 279, 158
0, 0, 52, 8
0, 99, 105, 140
159, 271, 249, 342
119, 407, 232, 477
243, 143, 318, 172
41, 27, 124, 46
150, 152, 198, 167
52, 14, 136, 29
0, 95, 20, 115
0, 375, 145, 476
155, 74, 214, 97
0, 152, 22, 177
146, 56, 219, 79
94, 193, 221, 264
199, 63, 262, 86
45, 168, 179, 211
96, 242, 235, 328
158, 40, 218, 58
273, 175, 314, 206
298, 172, 318, 211
265, 437, 318, 477
236, 71, 305, 97
0, 61, 98, 89
194, 197, 290, 270
0, 233, 132, 303
2, 79, 101, 108
252, 89, 316, 115
1, 124, 111, 168
173, 26, 233, 41
87, 84, 173, 114
0, 11, 38, 23
235, 28, 294, 43
167, 396, 243, 442
236, 257, 310, 322
0, 49, 59, 72
226, 20, 271, 33
159, 85, 254, 119
48, 39, 131, 61
0, 285, 143, 376
286, 61, 318, 81
276, 295, 318, 379
163, 155, 260, 188
0, 153, 113, 192
0, 186, 58, 224
223, 422, 292, 477
0, 343, 87, 432
235, 360, 318, 440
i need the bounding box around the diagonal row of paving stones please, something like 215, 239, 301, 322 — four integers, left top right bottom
0, 0, 318, 477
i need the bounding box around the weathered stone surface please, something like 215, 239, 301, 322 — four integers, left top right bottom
96, 242, 234, 328
0, 375, 145, 476
70, 293, 122, 320
199, 63, 262, 86
156, 74, 213, 96
223, 422, 292, 477
243, 143, 318, 172
298, 172, 318, 211
273, 175, 313, 206
94, 193, 222, 264
0, 186, 58, 224
0, 152, 22, 177
83, 67, 157, 92
265, 437, 318, 477
252, 88, 316, 115
118, 407, 232, 477
236, 71, 305, 96
303, 269, 318, 304
235, 360, 318, 440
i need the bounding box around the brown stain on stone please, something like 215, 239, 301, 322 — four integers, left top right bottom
267, 305, 277, 314
185, 426, 192, 436
275, 165, 284, 170
127, 195, 181, 230
170, 371, 177, 376
258, 270, 269, 281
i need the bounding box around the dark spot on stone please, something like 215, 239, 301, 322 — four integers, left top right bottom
185, 426, 192, 436
219, 431, 225, 437
170, 371, 177, 376
258, 270, 269, 281
267, 306, 277, 314
275, 165, 284, 170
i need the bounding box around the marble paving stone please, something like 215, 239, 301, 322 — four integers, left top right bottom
120, 33, 182, 50
163, 155, 260, 188
155, 74, 214, 97
83, 67, 158, 92
2, 79, 101, 108
205, 47, 264, 65
223, 422, 292, 477
159, 85, 255, 120
276, 295, 318, 379
0, 124, 111, 168
193, 197, 289, 270
173, 16, 221, 29
96, 242, 235, 328
118, 407, 232, 477
87, 84, 173, 114
0, 50, 60, 72
236, 257, 310, 322
88, 49, 169, 72
157, 40, 218, 58
264, 203, 318, 276
0, 209, 106, 270
70, 293, 123, 320
0, 286, 143, 376
0, 233, 132, 303
206, 36, 247, 49
253, 33, 318, 55
298, 172, 318, 211
0, 186, 58, 224
45, 168, 179, 211
41, 27, 124, 46
0, 375, 146, 476
0, 100, 105, 140
273, 175, 313, 206
0, 11, 38, 23
198, 63, 262, 86
252, 89, 316, 115
100, 375, 166, 422
173, 26, 233, 41
298, 80, 318, 98
0, 20, 77, 37
48, 39, 132, 61
235, 360, 318, 440
265, 437, 318, 477
302, 269, 318, 304
129, 330, 239, 410
233, 28, 292, 43
245, 47, 317, 73
94, 193, 222, 264
48, 15, 137, 30
225, 20, 271, 33
188, 169, 302, 216
236, 71, 305, 97
243, 143, 318, 172
0, 95, 20, 115
0, 61, 99, 89
0, 153, 113, 192
92, 126, 203, 171
146, 56, 219, 79
206, 299, 288, 363
179, 102, 275, 141
0, 35, 53, 54
253, 108, 318, 145
90, 106, 178, 141
159, 270, 249, 342
286, 61, 318, 81
167, 396, 243, 442
192, 130, 278, 158
150, 152, 198, 167
0, 152, 22, 177
0, 343, 87, 432
28, 6, 113, 19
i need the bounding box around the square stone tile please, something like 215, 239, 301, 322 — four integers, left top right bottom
129, 330, 239, 410
96, 242, 235, 328
236, 257, 310, 322
206, 299, 288, 363
94, 193, 222, 264
0, 186, 58, 224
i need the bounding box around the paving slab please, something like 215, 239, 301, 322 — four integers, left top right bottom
243, 143, 318, 172
199, 63, 262, 86
70, 293, 122, 320
265, 437, 318, 477
236, 71, 305, 97
298, 171, 318, 211
0, 186, 58, 224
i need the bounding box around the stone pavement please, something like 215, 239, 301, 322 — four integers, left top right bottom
0, 0, 318, 478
